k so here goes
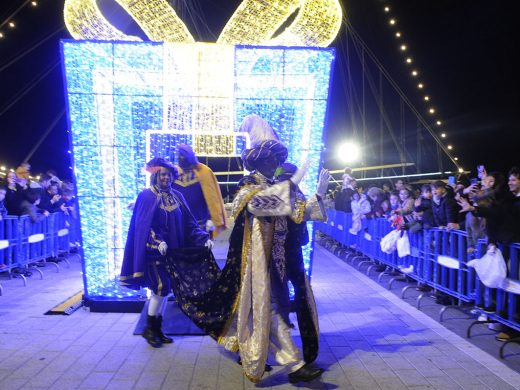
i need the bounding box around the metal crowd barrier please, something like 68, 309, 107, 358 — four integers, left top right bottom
0, 212, 80, 294
316, 209, 520, 356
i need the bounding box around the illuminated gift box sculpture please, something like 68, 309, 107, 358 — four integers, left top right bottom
61, 0, 340, 309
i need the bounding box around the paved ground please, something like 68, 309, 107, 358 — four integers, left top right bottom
1, 241, 519, 389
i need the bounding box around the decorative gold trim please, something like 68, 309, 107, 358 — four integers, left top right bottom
232, 185, 262, 219
120, 271, 144, 281
217, 213, 251, 347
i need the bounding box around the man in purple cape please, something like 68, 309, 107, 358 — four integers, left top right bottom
120, 157, 211, 348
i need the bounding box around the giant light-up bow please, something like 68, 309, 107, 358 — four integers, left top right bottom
64, 0, 342, 47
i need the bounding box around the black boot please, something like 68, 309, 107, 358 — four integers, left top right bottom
156, 315, 173, 344
142, 315, 162, 348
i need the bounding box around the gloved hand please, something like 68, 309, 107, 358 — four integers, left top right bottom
204, 239, 214, 250
316, 168, 330, 197
290, 158, 311, 186
205, 219, 215, 232
158, 241, 168, 256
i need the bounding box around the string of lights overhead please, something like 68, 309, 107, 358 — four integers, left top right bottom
0, 0, 39, 41
382, 4, 463, 172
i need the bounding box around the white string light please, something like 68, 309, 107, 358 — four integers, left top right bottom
0, 0, 41, 41
382, 3, 459, 168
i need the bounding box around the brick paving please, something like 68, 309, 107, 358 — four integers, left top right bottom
1, 242, 519, 389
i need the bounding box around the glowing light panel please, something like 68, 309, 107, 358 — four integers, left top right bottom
61, 41, 335, 300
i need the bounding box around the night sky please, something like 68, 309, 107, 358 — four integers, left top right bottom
0, 0, 518, 180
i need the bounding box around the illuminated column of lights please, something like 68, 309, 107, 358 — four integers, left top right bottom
61, 41, 335, 299
383, 3, 459, 167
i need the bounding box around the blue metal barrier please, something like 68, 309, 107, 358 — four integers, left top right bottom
0, 216, 19, 273
422, 228, 475, 303
19, 215, 53, 266
320, 209, 519, 336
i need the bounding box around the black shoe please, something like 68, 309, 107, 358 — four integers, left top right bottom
288, 364, 324, 384
483, 304, 496, 313
237, 356, 272, 372
143, 315, 162, 348
416, 283, 432, 292
155, 315, 173, 344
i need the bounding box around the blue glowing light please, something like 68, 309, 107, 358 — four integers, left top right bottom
61, 41, 335, 299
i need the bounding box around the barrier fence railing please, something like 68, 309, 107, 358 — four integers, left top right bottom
0, 212, 80, 293
316, 209, 520, 344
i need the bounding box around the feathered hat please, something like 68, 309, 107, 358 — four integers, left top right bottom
239, 114, 288, 171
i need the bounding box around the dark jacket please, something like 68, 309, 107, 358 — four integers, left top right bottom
414, 197, 434, 228
475, 193, 520, 244
431, 194, 459, 227
335, 188, 355, 212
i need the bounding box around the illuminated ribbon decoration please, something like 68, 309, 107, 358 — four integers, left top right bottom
218, 0, 343, 47
64, 0, 195, 42
64, 0, 342, 47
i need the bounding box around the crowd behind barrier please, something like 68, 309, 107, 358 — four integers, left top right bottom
315, 209, 520, 357
0, 212, 80, 294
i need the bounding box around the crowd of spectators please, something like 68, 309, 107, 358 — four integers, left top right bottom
0, 163, 77, 274
325, 165, 520, 341
328, 166, 520, 244
0, 162, 76, 223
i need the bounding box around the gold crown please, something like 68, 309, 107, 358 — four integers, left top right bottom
64, 0, 343, 47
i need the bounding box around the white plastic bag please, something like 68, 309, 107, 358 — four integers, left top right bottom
467, 247, 507, 288
380, 229, 400, 254
397, 231, 411, 258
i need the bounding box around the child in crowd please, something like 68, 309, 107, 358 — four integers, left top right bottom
396, 188, 415, 223
349, 191, 371, 235
342, 167, 355, 190
388, 191, 400, 214
387, 190, 405, 229
411, 184, 434, 232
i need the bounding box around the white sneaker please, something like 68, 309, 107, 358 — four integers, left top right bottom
477, 314, 488, 321
399, 265, 414, 274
